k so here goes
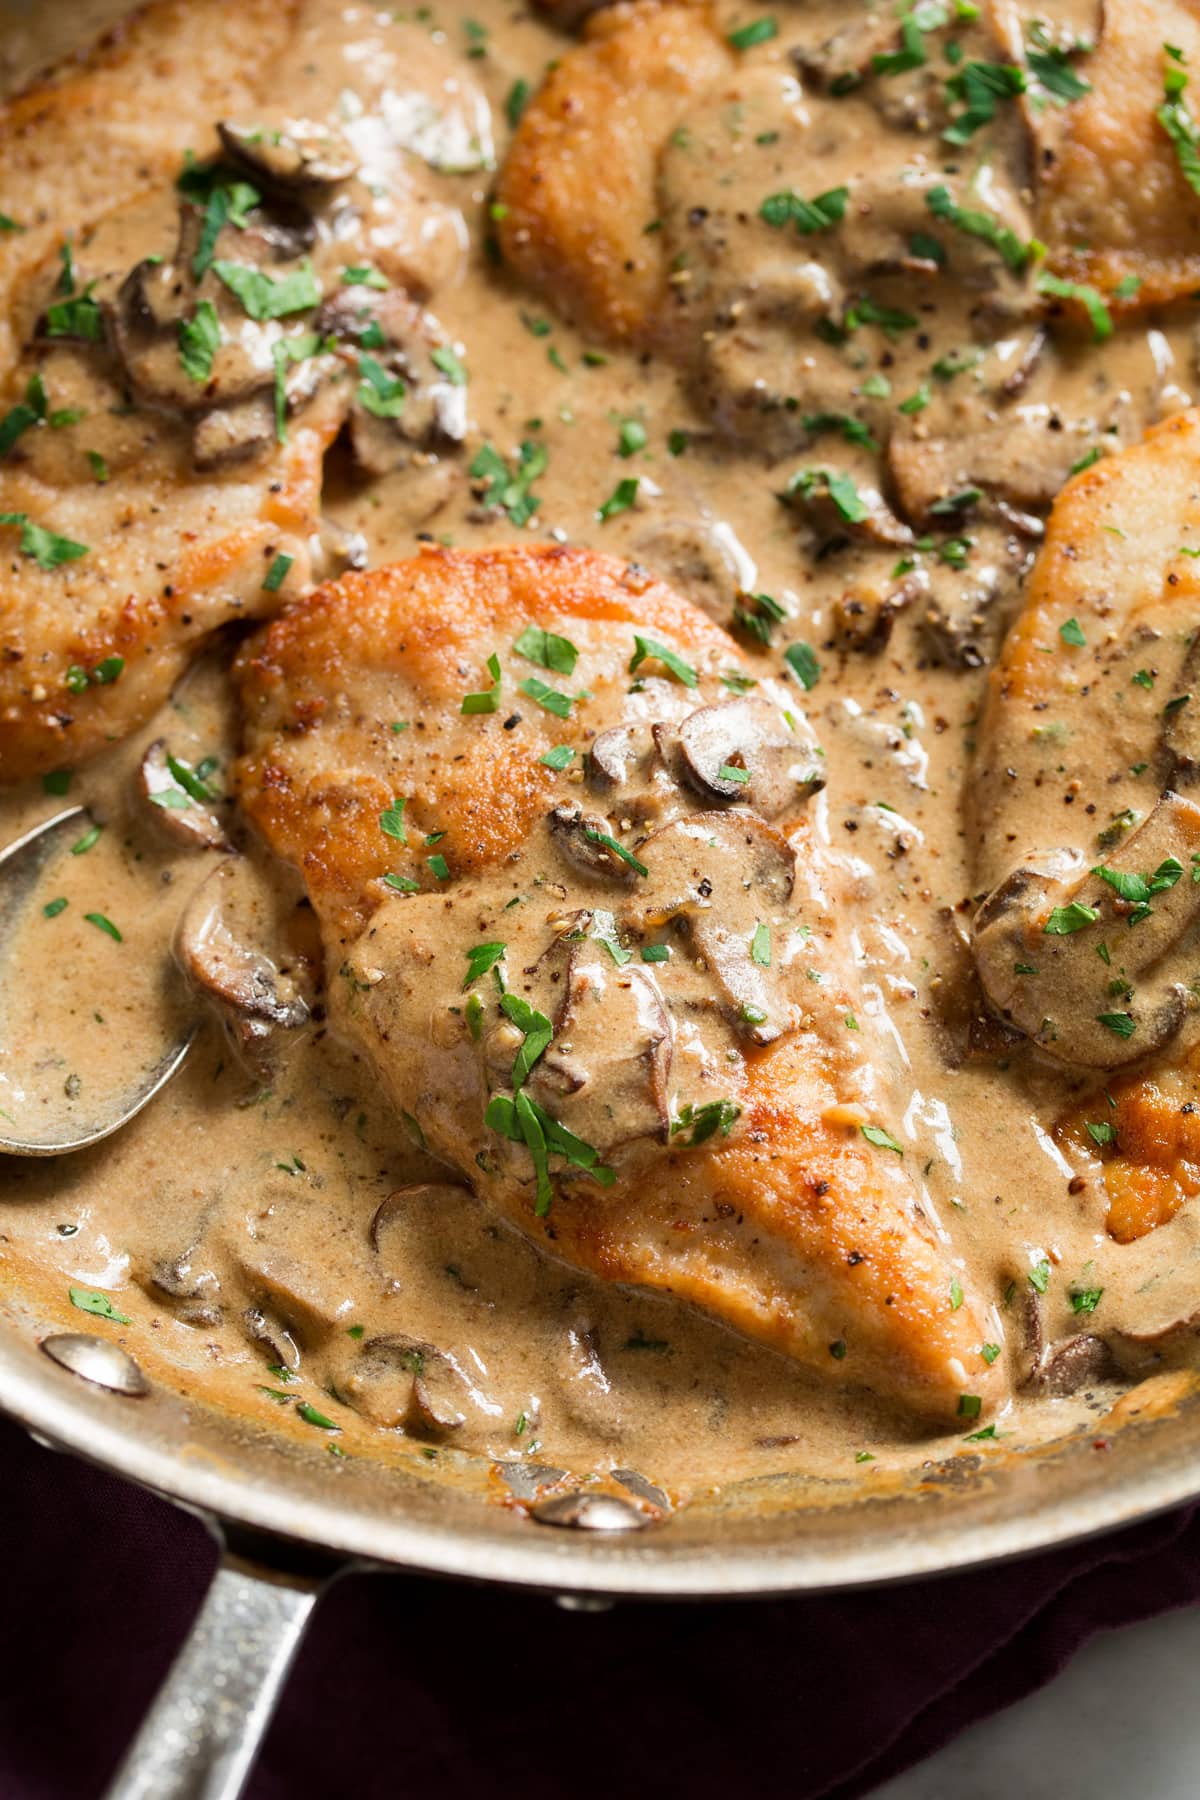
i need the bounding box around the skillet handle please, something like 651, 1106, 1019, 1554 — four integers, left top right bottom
104, 1552, 321, 1800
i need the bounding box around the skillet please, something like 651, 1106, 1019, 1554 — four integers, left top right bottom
3, 2, 1200, 1795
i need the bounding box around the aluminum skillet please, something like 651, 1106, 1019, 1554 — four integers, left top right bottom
2, 1281, 1200, 1800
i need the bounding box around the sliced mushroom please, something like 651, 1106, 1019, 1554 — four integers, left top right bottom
316, 287, 468, 474
889, 415, 1103, 524
146, 1250, 223, 1328
785, 472, 914, 551
175, 859, 312, 1080
1017, 1286, 1117, 1395
217, 118, 359, 190
625, 812, 795, 1046
191, 394, 274, 469
547, 803, 642, 884
317, 514, 369, 578
633, 516, 748, 623
369, 1181, 470, 1253
832, 571, 919, 654
588, 724, 656, 794
1163, 639, 1200, 782
526, 940, 672, 1154
917, 526, 1034, 671
339, 1333, 470, 1436
242, 1304, 301, 1373
663, 696, 824, 816
973, 793, 1200, 1067
137, 739, 231, 850
233, 1244, 346, 1345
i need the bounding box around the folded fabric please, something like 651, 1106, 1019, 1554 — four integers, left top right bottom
1, 1414, 1196, 1800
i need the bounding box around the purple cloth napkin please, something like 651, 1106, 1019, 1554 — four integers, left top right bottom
3, 1411, 1198, 1800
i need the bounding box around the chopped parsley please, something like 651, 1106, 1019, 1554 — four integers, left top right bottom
0, 513, 88, 569
925, 184, 1035, 273
506, 78, 531, 129
788, 466, 868, 522
671, 1099, 741, 1144
751, 923, 772, 967
1043, 900, 1098, 934
539, 744, 575, 771
0, 372, 48, 457
1085, 1120, 1116, 1148
513, 625, 578, 676
1069, 1287, 1104, 1315
1097, 1011, 1136, 1038
470, 440, 547, 526
617, 418, 647, 458
1158, 44, 1200, 198
462, 652, 502, 714
1027, 48, 1091, 104
379, 797, 408, 842
84, 912, 122, 942
262, 552, 293, 593
341, 266, 389, 290
943, 59, 1027, 143
212, 259, 321, 320
784, 641, 822, 691
69, 1286, 130, 1324
357, 352, 406, 419
861, 1123, 903, 1155
641, 943, 670, 963
518, 674, 573, 718
590, 908, 631, 966
1059, 616, 1087, 647
760, 185, 849, 234
1028, 1258, 1051, 1294
629, 633, 698, 687
583, 825, 648, 876
802, 410, 877, 450
728, 15, 778, 50
597, 476, 639, 521
1035, 270, 1113, 343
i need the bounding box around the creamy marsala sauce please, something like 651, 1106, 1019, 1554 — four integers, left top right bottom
1, 0, 1199, 1496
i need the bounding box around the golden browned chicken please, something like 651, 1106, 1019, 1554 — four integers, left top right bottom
1034, 0, 1200, 315
0, 0, 479, 782
235, 545, 1005, 1422
971, 408, 1200, 1240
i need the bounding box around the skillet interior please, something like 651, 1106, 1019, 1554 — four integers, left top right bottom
3, 0, 1200, 1595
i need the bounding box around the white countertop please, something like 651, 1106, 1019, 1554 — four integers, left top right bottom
874, 1602, 1200, 1799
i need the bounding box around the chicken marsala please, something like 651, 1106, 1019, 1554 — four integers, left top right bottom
235, 545, 1000, 1419
5, 0, 1200, 1488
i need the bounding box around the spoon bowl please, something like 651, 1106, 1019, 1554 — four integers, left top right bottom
0, 807, 196, 1156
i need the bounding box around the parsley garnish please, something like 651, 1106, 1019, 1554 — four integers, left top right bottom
862, 1124, 903, 1154
470, 440, 546, 526
671, 1099, 741, 1144
341, 266, 389, 290
513, 625, 578, 675
462, 652, 502, 714
0, 513, 88, 569
944, 59, 1026, 142
1097, 1012, 1136, 1038
728, 15, 778, 50
1043, 901, 1098, 934
1069, 1287, 1104, 1315
1158, 44, 1200, 197
539, 744, 575, 770
597, 476, 639, 521
583, 826, 648, 876
760, 185, 849, 234
379, 797, 408, 842
784, 641, 821, 690
357, 352, 406, 418
431, 344, 467, 386
925, 184, 1035, 272
85, 912, 122, 942
0, 372, 48, 456
262, 552, 293, 592
519, 674, 573, 718
1036, 270, 1113, 341
788, 466, 868, 521
1027, 48, 1091, 104
629, 634, 698, 687
1060, 617, 1086, 647
212, 259, 321, 320
69, 1286, 130, 1324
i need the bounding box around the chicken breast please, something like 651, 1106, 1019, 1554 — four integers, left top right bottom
495, 1, 735, 342
235, 546, 1004, 1421
0, 0, 481, 783
1036, 0, 1200, 314
971, 408, 1200, 1237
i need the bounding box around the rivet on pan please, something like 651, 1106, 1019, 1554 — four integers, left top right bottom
40, 1333, 149, 1397
531, 1491, 650, 1532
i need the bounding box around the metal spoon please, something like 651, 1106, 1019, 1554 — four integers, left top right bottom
0, 806, 196, 1156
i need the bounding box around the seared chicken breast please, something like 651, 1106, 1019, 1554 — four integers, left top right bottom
0, 0, 479, 782
235, 546, 1003, 1421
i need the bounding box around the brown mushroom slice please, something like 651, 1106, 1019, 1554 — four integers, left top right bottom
1015, 1285, 1117, 1395
340, 1333, 470, 1435
242, 1304, 301, 1374
368, 1181, 470, 1254
588, 724, 656, 794
972, 793, 1200, 1066
146, 1249, 223, 1328
1163, 638, 1200, 781
668, 697, 824, 815
889, 414, 1107, 524
526, 941, 671, 1154
137, 739, 231, 850
317, 286, 468, 474
175, 859, 312, 1080
547, 803, 643, 884
785, 471, 914, 551
218, 117, 359, 190
233, 1244, 347, 1347
626, 812, 795, 1046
